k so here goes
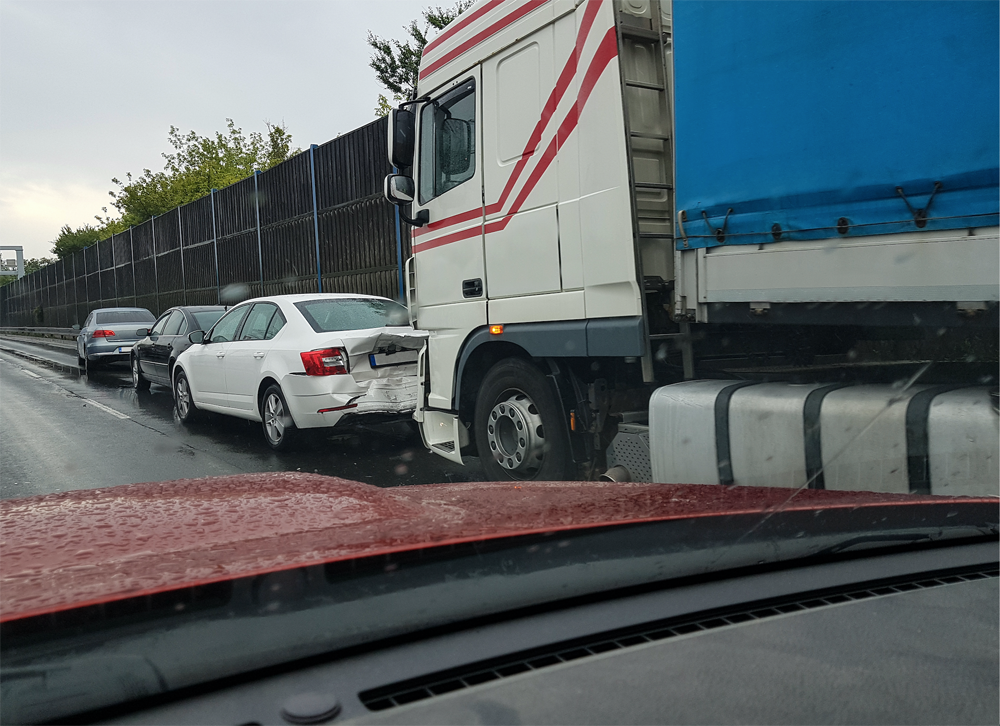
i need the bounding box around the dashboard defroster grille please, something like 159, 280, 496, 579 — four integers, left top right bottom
359, 564, 998, 712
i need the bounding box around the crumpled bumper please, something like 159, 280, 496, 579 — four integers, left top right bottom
285, 377, 418, 429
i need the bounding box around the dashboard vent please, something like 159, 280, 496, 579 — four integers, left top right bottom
360, 564, 998, 712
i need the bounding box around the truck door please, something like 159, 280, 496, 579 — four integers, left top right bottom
481, 25, 561, 303
409, 71, 484, 311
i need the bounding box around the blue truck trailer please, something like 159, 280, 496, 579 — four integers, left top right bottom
384, 0, 999, 488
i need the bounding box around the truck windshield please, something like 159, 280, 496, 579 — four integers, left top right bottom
418, 80, 476, 203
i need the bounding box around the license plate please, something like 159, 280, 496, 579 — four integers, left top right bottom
369, 350, 418, 368
116, 346, 132, 354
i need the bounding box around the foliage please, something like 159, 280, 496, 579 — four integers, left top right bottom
0, 257, 56, 287
108, 120, 298, 226
368, 2, 472, 114
48, 120, 298, 259
51, 223, 121, 260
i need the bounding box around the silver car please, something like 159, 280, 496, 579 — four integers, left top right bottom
76, 307, 155, 371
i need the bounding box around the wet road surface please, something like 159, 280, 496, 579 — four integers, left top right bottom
0, 338, 484, 499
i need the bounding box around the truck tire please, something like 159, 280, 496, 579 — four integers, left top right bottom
474, 358, 574, 481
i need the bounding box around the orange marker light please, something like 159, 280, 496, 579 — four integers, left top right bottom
489, 324, 504, 335
570, 411, 577, 431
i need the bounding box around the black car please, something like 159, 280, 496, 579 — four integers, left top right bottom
132, 306, 226, 391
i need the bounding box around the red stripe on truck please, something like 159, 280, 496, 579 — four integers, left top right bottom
413, 0, 607, 248
413, 23, 618, 253
419, 0, 550, 80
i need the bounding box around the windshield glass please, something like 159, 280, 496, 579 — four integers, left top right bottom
95, 310, 155, 324
0, 1, 997, 724
192, 310, 225, 331
295, 298, 409, 332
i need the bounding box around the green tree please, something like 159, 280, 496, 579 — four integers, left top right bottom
51, 222, 122, 259
0, 257, 56, 287
109, 119, 298, 226
48, 120, 298, 259
368, 2, 472, 116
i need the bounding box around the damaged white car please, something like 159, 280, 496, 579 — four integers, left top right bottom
172, 294, 426, 450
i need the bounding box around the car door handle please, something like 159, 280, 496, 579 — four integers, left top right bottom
216, 353, 226, 358
253, 352, 265, 359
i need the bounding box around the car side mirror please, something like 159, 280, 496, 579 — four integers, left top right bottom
72, 324, 80, 331
136, 328, 149, 337
188, 330, 206, 344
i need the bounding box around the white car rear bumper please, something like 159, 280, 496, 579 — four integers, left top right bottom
284, 377, 418, 429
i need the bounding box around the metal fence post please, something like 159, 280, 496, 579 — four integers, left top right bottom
310, 144, 322, 293
254, 170, 264, 296
211, 189, 220, 304
178, 206, 187, 305
71, 252, 78, 325
393, 166, 405, 303
129, 227, 135, 308
96, 244, 102, 308
150, 217, 159, 314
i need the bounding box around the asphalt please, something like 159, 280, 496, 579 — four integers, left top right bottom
0, 337, 485, 500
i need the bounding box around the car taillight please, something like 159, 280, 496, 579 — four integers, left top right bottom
92, 329, 115, 338
300, 348, 348, 376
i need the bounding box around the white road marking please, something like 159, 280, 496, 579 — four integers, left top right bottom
81, 398, 131, 420
21, 370, 41, 379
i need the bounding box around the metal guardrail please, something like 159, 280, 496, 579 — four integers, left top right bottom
0, 327, 78, 341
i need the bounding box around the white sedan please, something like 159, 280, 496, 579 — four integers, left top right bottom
172, 293, 426, 450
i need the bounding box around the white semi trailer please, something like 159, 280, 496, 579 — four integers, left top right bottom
383, 0, 999, 494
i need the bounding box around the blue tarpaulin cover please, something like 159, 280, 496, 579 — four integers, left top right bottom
672, 1, 999, 248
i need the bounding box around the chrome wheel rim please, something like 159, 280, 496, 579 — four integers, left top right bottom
176, 376, 190, 417
264, 392, 285, 444
486, 389, 546, 479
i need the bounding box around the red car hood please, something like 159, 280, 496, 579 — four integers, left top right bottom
0, 473, 988, 622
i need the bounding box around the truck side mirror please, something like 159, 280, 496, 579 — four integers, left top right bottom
388, 108, 415, 169
439, 117, 473, 176
385, 174, 415, 205
188, 330, 205, 344
384, 175, 429, 227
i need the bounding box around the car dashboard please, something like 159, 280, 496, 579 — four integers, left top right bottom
93, 540, 998, 726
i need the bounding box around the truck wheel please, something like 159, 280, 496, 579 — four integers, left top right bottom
261, 384, 298, 451
474, 358, 573, 481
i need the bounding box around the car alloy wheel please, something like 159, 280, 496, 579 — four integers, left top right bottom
132, 356, 150, 391
174, 370, 198, 423
262, 384, 297, 451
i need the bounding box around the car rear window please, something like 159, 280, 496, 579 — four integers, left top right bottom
294, 299, 409, 333
192, 310, 225, 331
95, 310, 155, 324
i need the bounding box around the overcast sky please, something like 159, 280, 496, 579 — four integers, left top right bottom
0, 0, 427, 260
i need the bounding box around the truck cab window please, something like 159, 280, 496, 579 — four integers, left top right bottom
419, 80, 476, 204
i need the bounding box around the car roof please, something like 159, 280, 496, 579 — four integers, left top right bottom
235, 293, 397, 305
91, 307, 152, 312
